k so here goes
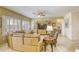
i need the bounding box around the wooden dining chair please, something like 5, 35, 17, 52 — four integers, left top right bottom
53, 31, 58, 47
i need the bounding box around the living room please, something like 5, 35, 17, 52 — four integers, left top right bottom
0, 6, 79, 52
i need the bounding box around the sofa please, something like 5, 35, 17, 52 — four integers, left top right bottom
8, 33, 43, 52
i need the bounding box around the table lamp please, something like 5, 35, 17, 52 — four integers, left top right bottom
46, 25, 53, 34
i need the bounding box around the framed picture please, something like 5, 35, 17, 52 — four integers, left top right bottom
65, 18, 69, 28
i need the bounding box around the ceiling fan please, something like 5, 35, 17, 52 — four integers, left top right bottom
33, 10, 46, 17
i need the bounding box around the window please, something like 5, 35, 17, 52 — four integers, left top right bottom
9, 18, 14, 32
5, 16, 22, 34
22, 20, 30, 31
17, 19, 21, 31
3, 16, 30, 35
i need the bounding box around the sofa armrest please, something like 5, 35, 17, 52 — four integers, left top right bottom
37, 40, 43, 51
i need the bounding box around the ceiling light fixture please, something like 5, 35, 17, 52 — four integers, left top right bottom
33, 10, 46, 17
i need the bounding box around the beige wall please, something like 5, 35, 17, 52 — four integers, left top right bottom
64, 11, 79, 40
72, 12, 79, 40
33, 17, 63, 24
0, 7, 30, 20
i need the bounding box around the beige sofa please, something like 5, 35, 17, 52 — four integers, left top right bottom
8, 33, 43, 52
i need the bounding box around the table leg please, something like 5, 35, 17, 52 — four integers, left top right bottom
44, 44, 46, 52
51, 44, 53, 52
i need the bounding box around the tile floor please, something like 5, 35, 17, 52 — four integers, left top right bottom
0, 35, 79, 52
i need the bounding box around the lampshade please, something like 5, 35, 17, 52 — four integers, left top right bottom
46, 25, 53, 32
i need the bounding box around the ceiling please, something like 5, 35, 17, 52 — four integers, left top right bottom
4, 6, 79, 18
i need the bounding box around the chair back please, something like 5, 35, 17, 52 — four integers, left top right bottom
54, 31, 58, 40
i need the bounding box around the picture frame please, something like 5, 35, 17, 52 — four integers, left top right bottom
65, 18, 69, 28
